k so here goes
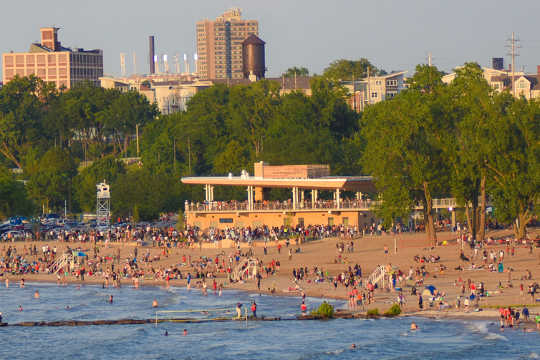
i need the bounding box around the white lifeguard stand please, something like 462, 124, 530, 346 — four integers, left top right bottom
96, 180, 110, 226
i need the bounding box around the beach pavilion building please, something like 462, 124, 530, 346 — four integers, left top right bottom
181, 162, 377, 230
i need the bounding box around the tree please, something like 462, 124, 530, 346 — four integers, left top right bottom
227, 80, 281, 158
446, 62, 494, 242
73, 155, 126, 213
104, 90, 157, 156
323, 59, 384, 81
486, 95, 539, 240
0, 75, 56, 169
282, 66, 309, 78
26, 148, 78, 212
361, 65, 449, 245
0, 165, 34, 218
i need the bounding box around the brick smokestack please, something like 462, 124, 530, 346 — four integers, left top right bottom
149, 36, 155, 74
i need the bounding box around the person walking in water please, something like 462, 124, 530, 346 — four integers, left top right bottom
236, 303, 243, 319
251, 301, 257, 318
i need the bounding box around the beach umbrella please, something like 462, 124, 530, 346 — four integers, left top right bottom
77, 252, 86, 257
424, 285, 436, 294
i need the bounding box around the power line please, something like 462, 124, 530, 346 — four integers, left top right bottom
506, 32, 521, 97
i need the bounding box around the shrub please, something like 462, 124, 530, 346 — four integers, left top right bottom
311, 301, 334, 318
384, 303, 402, 317
366, 308, 380, 317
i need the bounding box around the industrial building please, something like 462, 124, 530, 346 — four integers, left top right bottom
100, 74, 213, 115
196, 8, 259, 80
2, 27, 103, 89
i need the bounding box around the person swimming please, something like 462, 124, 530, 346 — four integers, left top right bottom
18, 305, 23, 312
34, 290, 40, 299
152, 299, 159, 308
410, 322, 419, 330
183, 329, 187, 336
109, 295, 113, 304
164, 330, 168, 336
350, 344, 356, 350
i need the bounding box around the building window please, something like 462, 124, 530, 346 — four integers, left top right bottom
328, 217, 334, 226
375, 80, 381, 85
342, 217, 349, 226
387, 80, 398, 86
371, 92, 378, 98
219, 218, 233, 223
519, 81, 527, 89
298, 218, 304, 227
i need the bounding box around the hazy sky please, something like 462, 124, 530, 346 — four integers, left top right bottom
2, 0, 540, 78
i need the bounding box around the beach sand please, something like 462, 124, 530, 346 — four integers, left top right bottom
3, 229, 540, 325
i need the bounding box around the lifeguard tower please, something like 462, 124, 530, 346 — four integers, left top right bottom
96, 180, 111, 226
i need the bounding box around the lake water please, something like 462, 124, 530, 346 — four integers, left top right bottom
0, 282, 538, 359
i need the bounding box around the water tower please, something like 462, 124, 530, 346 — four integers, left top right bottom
96, 180, 110, 226
242, 34, 266, 81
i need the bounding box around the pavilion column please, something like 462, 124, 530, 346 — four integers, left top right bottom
247, 186, 254, 211
292, 187, 298, 210
210, 186, 214, 201
311, 189, 318, 208
300, 189, 304, 208
336, 188, 341, 209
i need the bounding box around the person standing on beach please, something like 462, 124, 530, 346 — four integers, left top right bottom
418, 295, 423, 310
522, 306, 529, 321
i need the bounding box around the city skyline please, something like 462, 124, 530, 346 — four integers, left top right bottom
1, 0, 540, 79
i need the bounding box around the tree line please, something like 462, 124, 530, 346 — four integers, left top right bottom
0, 61, 537, 242
362, 63, 538, 243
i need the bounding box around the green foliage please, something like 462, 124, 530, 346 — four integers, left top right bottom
311, 301, 334, 318
485, 95, 539, 239
366, 308, 380, 317
73, 156, 126, 213
26, 148, 78, 212
384, 304, 402, 317
361, 65, 449, 243
323, 58, 385, 80
0, 75, 56, 168
282, 66, 309, 78
0, 165, 35, 218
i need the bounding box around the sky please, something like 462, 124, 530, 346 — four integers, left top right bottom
2, 0, 540, 78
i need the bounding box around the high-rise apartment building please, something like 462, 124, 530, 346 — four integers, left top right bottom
2, 27, 103, 89
196, 8, 258, 79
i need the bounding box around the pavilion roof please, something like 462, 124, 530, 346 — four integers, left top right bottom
181, 176, 376, 192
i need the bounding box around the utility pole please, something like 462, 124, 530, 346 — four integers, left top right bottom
187, 137, 192, 175
428, 52, 432, 67
506, 32, 520, 97
352, 72, 356, 112
367, 67, 371, 107
173, 138, 176, 173
136, 124, 140, 157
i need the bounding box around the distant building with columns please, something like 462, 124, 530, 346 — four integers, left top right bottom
181, 162, 377, 230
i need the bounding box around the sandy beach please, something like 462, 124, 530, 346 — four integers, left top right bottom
3, 229, 540, 326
